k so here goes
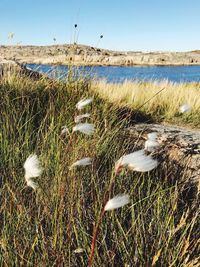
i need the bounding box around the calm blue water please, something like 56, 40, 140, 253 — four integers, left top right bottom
27, 64, 200, 83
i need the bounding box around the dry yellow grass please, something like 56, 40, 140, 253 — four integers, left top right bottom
92, 80, 200, 126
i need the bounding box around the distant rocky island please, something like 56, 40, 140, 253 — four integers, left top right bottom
1, 44, 200, 66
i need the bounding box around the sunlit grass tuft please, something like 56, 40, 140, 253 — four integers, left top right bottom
92, 79, 200, 126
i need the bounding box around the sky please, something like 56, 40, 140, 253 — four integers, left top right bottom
1, 0, 200, 51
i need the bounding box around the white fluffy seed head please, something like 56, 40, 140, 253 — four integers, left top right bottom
180, 103, 191, 113
24, 154, 43, 181
70, 157, 92, 168
104, 194, 130, 211
61, 126, 70, 135
74, 113, 90, 123
76, 98, 93, 110
27, 179, 38, 190
115, 149, 158, 173
73, 123, 95, 135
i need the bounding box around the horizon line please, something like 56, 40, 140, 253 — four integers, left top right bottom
0, 43, 199, 53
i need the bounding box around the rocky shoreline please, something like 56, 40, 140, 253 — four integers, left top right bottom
0, 58, 44, 79
1, 44, 200, 66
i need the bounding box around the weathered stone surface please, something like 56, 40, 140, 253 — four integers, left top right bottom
0, 58, 21, 77
128, 123, 200, 183
1, 44, 200, 66
0, 58, 44, 79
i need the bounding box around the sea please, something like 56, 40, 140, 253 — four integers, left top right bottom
27, 64, 200, 83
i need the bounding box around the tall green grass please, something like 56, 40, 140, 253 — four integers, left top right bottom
0, 74, 199, 266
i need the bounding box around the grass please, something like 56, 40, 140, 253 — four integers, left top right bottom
0, 73, 199, 266
92, 79, 200, 127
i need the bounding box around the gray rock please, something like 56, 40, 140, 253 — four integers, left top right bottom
1, 45, 200, 66
0, 58, 44, 79
128, 123, 200, 183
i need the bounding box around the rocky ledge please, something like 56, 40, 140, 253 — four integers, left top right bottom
128, 123, 200, 184
0, 58, 43, 79
1, 44, 200, 66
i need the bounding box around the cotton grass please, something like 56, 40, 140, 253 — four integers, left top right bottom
104, 194, 130, 211
180, 103, 191, 113
115, 149, 158, 173
76, 98, 93, 110
73, 123, 95, 135
74, 113, 90, 123
2, 73, 198, 266
23, 154, 43, 190
70, 157, 92, 168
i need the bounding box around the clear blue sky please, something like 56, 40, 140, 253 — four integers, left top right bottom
1, 0, 200, 51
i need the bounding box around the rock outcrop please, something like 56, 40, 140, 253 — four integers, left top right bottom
0, 58, 44, 79
128, 123, 200, 184
0, 58, 21, 77
1, 44, 200, 66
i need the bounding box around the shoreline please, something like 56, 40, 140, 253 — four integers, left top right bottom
25, 61, 200, 67
1, 59, 200, 85
1, 44, 200, 67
